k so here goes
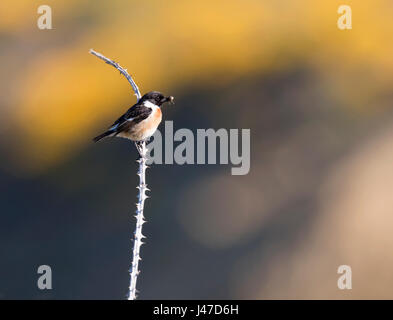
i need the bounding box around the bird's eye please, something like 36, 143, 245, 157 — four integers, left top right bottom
156, 96, 161, 101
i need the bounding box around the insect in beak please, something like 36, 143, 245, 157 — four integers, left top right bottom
162, 96, 174, 105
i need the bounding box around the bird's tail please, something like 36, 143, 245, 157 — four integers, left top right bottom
93, 130, 114, 142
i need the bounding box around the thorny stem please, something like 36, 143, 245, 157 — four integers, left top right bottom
129, 142, 149, 300
89, 49, 147, 300
89, 49, 142, 101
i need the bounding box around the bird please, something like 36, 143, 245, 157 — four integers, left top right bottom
93, 91, 174, 153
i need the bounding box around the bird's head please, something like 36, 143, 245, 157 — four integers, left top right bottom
141, 91, 174, 107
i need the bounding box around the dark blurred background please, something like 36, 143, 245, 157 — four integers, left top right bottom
1, 0, 393, 299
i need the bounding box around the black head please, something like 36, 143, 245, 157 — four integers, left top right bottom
141, 91, 174, 107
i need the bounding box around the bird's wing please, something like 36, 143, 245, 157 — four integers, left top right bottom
108, 103, 153, 131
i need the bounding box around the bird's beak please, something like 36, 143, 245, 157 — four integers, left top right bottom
159, 96, 174, 106
163, 96, 175, 105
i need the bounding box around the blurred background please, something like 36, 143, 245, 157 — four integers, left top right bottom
1, 0, 393, 299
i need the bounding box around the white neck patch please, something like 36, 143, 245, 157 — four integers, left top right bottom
143, 100, 159, 110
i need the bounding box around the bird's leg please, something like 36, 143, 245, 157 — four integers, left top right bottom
135, 141, 143, 158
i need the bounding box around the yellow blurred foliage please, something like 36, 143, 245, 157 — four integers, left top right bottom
0, 0, 392, 171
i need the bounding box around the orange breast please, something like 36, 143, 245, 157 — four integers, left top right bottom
149, 107, 162, 128
140, 107, 162, 135
155, 107, 162, 121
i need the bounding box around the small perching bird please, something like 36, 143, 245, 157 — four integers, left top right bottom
93, 91, 174, 153
89, 49, 174, 299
